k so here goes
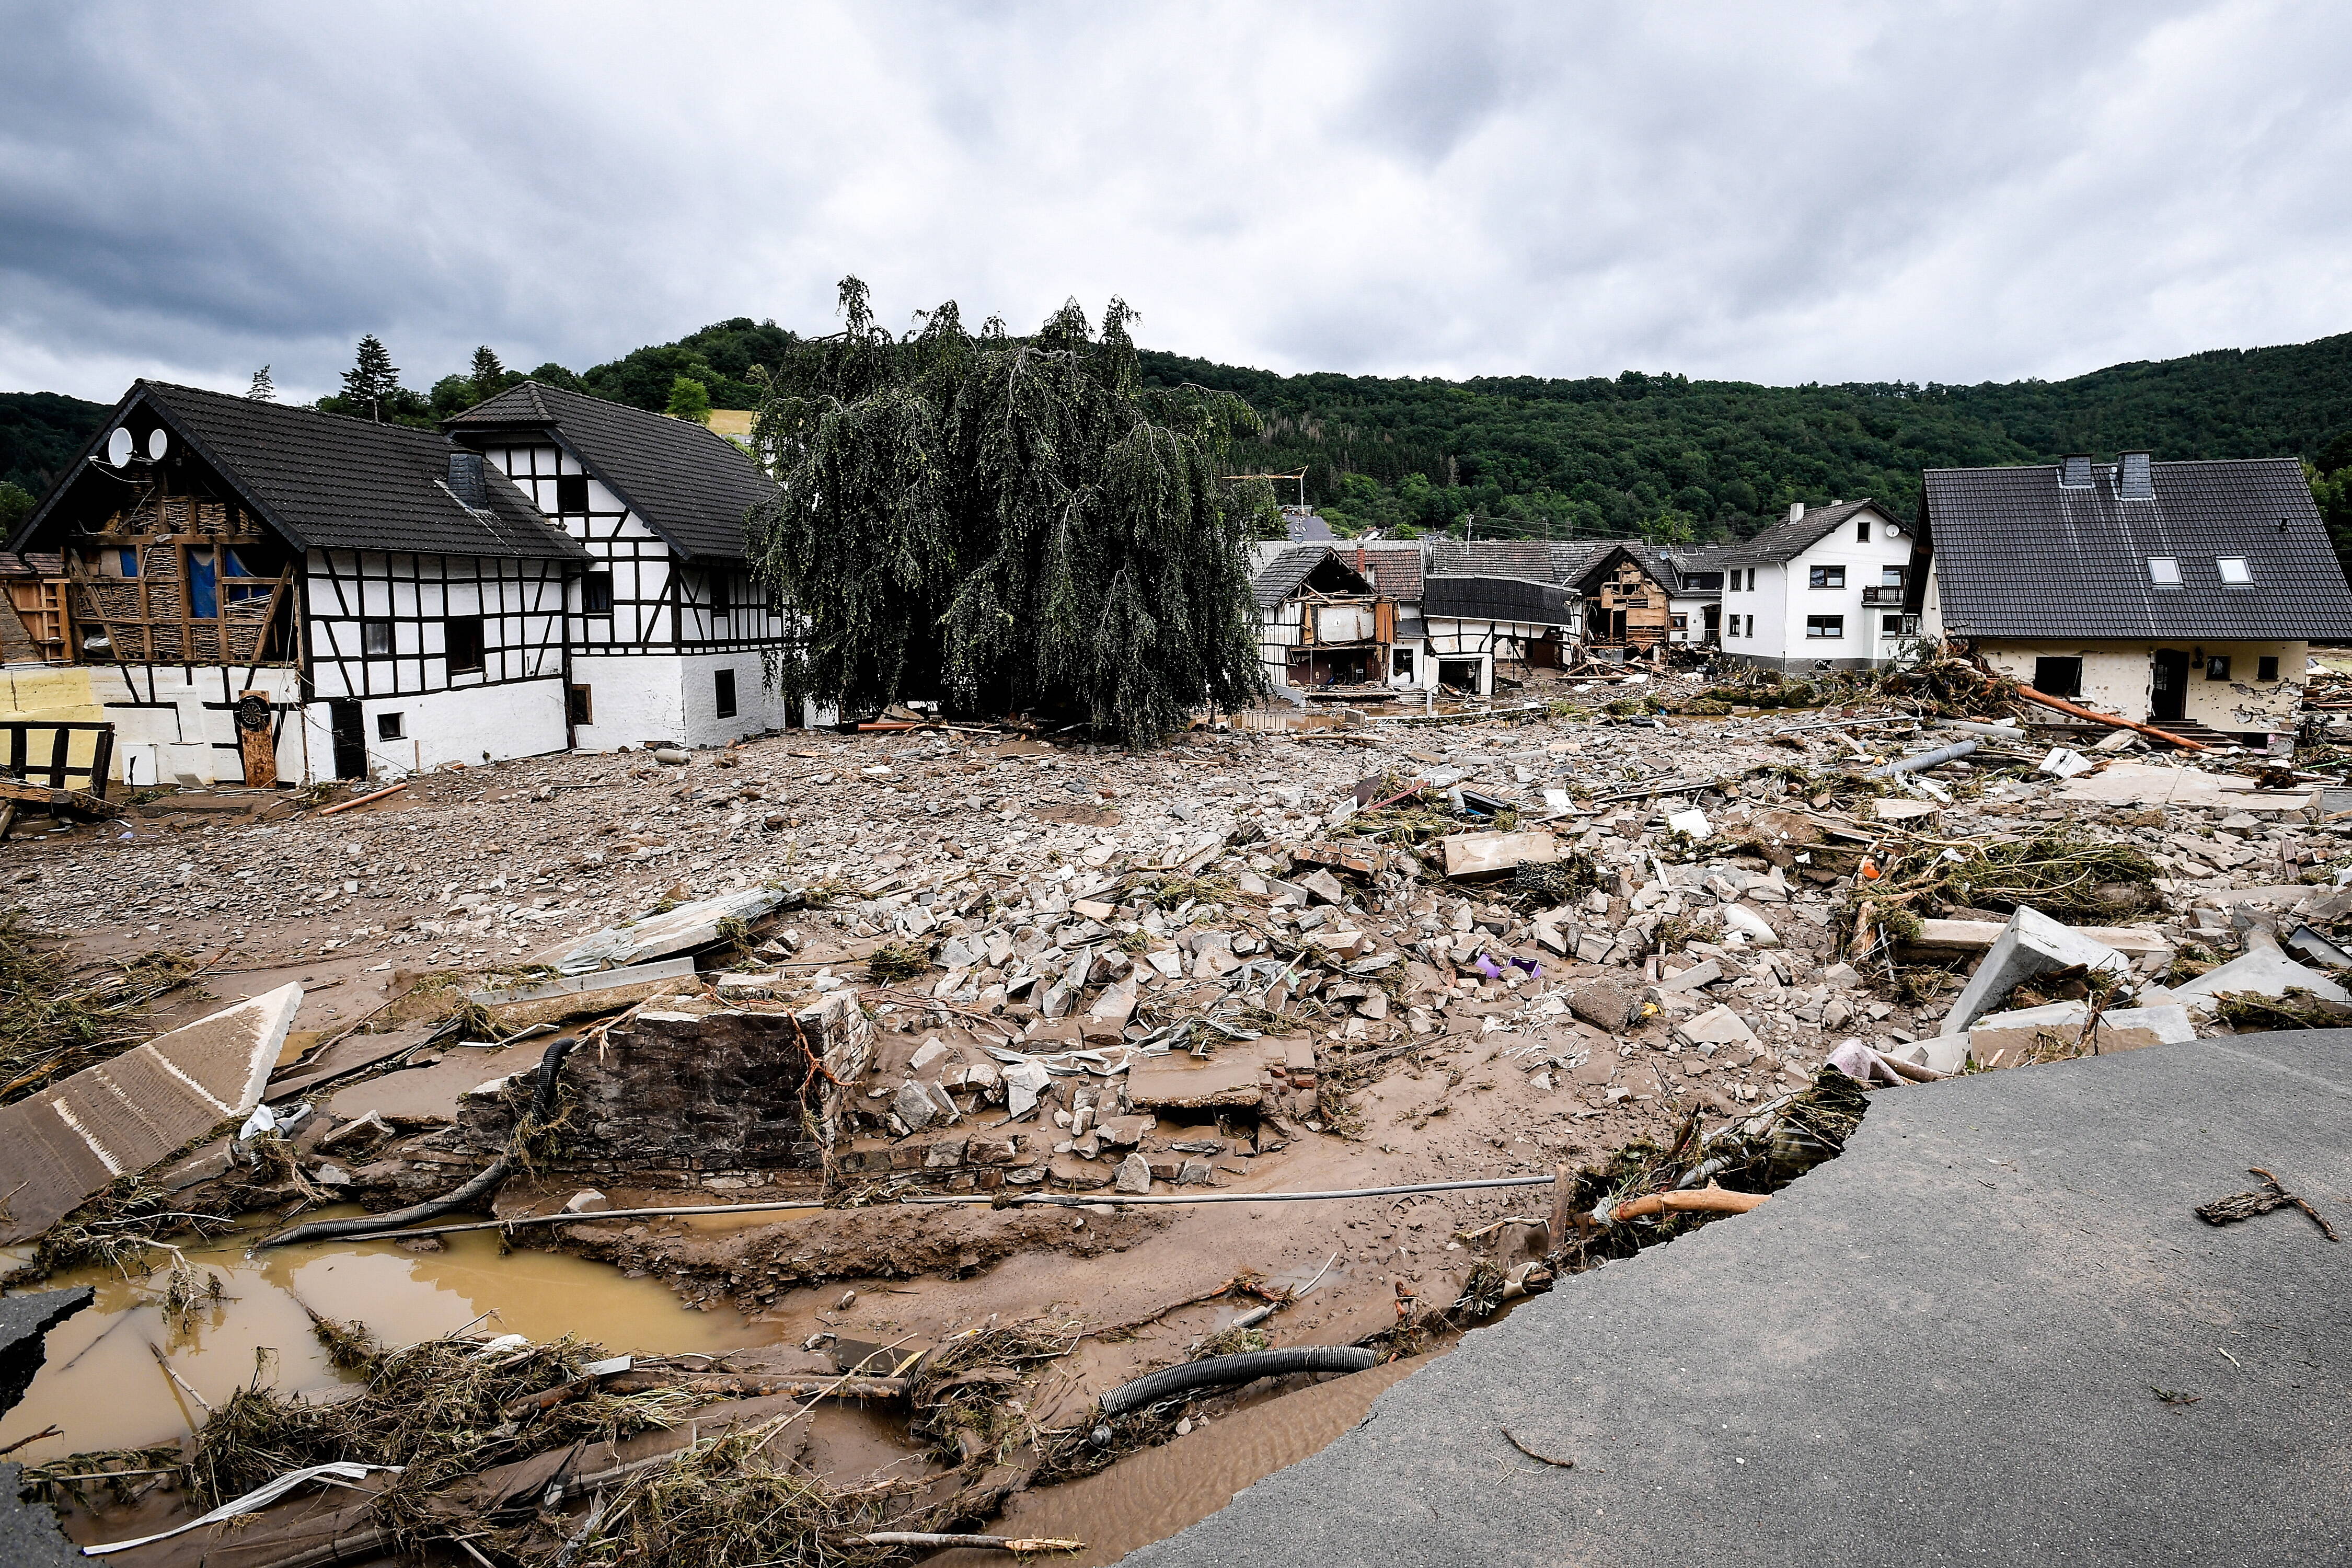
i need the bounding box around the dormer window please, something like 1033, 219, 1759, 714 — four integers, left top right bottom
2147, 557, 2182, 587
2216, 557, 2252, 585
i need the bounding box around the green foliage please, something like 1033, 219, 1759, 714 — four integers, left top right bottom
316, 334, 435, 427
583, 317, 799, 411
0, 389, 111, 498
524, 361, 586, 393
246, 365, 274, 401
0, 480, 32, 532
1137, 329, 2352, 556
665, 374, 713, 424
339, 334, 400, 404
467, 344, 511, 398
2311, 439, 2352, 573
746, 278, 1270, 746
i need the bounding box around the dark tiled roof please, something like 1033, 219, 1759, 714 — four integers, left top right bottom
1251, 546, 1375, 609
1423, 539, 1605, 584
1338, 544, 1423, 602
1571, 543, 1681, 597
448, 383, 776, 563
9, 382, 583, 562
1283, 509, 1335, 543
1422, 574, 1576, 626
1721, 499, 1897, 564
0, 551, 60, 577
1921, 457, 2352, 641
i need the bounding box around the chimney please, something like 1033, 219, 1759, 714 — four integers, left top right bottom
446, 450, 487, 509
2059, 454, 2093, 488
2117, 451, 2154, 500
1786, 501, 1805, 523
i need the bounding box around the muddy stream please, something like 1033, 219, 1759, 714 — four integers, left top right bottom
0, 1224, 769, 1466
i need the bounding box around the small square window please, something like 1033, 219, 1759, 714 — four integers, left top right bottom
2257, 655, 2279, 682
1391, 648, 1414, 677
1882, 614, 1904, 635
2148, 557, 2182, 586
2216, 557, 2251, 585
554, 474, 590, 514
1882, 564, 1905, 587
2206, 656, 2231, 682
445, 615, 485, 674
1809, 565, 1846, 589
376, 711, 404, 741
714, 667, 738, 719
118, 548, 140, 577
1856, 520, 1871, 542
361, 619, 394, 658
1806, 615, 1844, 639
582, 572, 614, 614
1671, 614, 1687, 631
2033, 656, 2083, 698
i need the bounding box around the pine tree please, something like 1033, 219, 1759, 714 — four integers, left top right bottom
340, 335, 401, 414
468, 345, 508, 398
247, 364, 275, 401
665, 375, 712, 424
746, 278, 1269, 747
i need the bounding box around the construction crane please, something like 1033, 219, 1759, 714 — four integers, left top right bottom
1224, 468, 1310, 507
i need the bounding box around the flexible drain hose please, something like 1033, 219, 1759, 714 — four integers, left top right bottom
1099, 1345, 1380, 1418
260, 1038, 576, 1250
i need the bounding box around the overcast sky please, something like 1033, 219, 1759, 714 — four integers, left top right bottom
5, 1, 2349, 404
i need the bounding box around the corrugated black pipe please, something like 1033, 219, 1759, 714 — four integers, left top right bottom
259, 1038, 576, 1250
1099, 1346, 1380, 1417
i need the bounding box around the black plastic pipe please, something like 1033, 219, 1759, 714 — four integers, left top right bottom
1099, 1345, 1380, 1417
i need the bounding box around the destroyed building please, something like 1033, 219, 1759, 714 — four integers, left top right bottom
1913, 452, 2352, 747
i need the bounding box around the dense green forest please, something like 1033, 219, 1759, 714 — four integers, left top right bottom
1135, 330, 2352, 544
9, 321, 2351, 557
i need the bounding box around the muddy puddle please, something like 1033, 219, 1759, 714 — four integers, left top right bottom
0, 1223, 768, 1466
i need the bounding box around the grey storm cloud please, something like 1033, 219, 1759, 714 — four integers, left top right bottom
4, 0, 2351, 403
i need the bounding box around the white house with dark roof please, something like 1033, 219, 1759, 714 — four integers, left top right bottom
7, 380, 589, 784
445, 382, 792, 749
1716, 499, 1919, 673
1915, 452, 2352, 744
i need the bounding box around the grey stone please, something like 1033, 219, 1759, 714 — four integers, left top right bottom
1570, 977, 1644, 1032
1116, 1152, 1153, 1194
1947, 906, 2132, 1033
892, 1078, 938, 1132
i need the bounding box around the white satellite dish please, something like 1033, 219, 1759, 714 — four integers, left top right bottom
106, 428, 133, 467
146, 428, 168, 462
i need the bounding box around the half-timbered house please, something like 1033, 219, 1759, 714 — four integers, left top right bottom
1252, 546, 1403, 692
1570, 544, 1677, 653
444, 383, 789, 748
7, 381, 586, 785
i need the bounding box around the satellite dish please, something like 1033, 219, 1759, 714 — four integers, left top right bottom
146, 428, 169, 462
106, 428, 134, 467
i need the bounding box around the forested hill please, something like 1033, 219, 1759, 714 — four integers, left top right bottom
1138, 330, 2352, 542
0, 390, 111, 500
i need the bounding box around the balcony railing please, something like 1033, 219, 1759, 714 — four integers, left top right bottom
1860, 585, 1907, 606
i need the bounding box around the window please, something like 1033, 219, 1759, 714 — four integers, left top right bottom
713, 667, 737, 719
1809, 565, 1846, 589
582, 572, 614, 614
1882, 614, 1904, 635
2032, 656, 2083, 698
567, 684, 594, 725
361, 619, 394, 658
1671, 614, 1687, 631
2258, 655, 2279, 682
1805, 615, 1844, 639
2216, 557, 2251, 585
1746, 568, 1757, 592
2206, 655, 2231, 682
1857, 520, 1871, 542
709, 575, 732, 619
445, 616, 485, 674
1391, 648, 1414, 677
118, 548, 139, 577
2148, 557, 2182, 586
376, 711, 405, 741
1882, 564, 1906, 587
554, 474, 590, 513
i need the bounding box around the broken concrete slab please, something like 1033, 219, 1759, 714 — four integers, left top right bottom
1673, 1004, 1757, 1050
1080, 981, 1139, 1043
1905, 919, 2172, 966
2169, 926, 2352, 1013
1440, 830, 1560, 881
1569, 977, 1645, 1032
469, 956, 700, 1029
1657, 958, 1722, 994
2056, 760, 2314, 812
539, 886, 793, 974
1125, 1047, 1271, 1111
0, 983, 301, 1243
1946, 906, 2132, 1034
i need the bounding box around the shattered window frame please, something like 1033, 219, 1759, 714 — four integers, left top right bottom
2205, 655, 2231, 682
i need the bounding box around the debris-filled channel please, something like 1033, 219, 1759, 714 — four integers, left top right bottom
3, 650, 2349, 1561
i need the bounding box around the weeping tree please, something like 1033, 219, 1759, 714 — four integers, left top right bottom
745, 278, 1270, 747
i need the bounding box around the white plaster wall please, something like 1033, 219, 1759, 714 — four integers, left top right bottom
1724, 507, 1915, 667
309, 678, 570, 779
1977, 639, 2307, 733
679, 650, 795, 745
2, 663, 303, 786
569, 652, 689, 751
